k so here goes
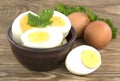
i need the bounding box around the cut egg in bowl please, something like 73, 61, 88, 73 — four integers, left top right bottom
65, 45, 102, 75
21, 27, 63, 48
49, 11, 71, 38
12, 10, 71, 44
12, 11, 36, 44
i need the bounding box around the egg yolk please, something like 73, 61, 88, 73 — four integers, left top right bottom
20, 15, 32, 32
50, 16, 65, 27
27, 31, 50, 43
81, 50, 100, 68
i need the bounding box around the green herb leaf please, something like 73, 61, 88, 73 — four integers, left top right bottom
75, 5, 86, 12
85, 8, 98, 21
56, 4, 86, 16
56, 4, 68, 15
28, 9, 54, 27
38, 9, 54, 27
28, 13, 41, 27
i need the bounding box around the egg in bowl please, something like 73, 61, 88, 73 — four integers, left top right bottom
12, 11, 36, 44
50, 11, 71, 38
21, 27, 63, 48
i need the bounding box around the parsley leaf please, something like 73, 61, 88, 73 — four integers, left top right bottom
56, 4, 86, 16
28, 13, 40, 27
85, 8, 98, 21
28, 9, 54, 27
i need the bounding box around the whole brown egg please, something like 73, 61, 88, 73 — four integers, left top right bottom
68, 12, 90, 38
84, 21, 112, 49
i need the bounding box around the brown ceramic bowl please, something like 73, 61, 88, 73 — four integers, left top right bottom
7, 27, 76, 71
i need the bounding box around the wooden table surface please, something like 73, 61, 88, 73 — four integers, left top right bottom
0, 0, 120, 81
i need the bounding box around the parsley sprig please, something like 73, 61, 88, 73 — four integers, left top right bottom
28, 9, 54, 27
56, 4, 86, 16
56, 4, 117, 39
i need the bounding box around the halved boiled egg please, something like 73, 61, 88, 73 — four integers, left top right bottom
12, 11, 36, 44
49, 11, 71, 38
65, 45, 102, 75
20, 27, 63, 48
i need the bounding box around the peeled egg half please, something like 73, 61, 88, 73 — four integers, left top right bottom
50, 11, 71, 38
12, 11, 36, 44
65, 45, 102, 75
21, 27, 63, 48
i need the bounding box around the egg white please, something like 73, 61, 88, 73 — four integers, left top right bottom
48, 11, 71, 38
20, 27, 63, 48
12, 11, 36, 44
65, 45, 102, 75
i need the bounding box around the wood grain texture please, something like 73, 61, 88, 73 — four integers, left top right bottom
0, 0, 120, 81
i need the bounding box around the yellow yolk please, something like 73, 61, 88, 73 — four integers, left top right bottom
20, 15, 32, 32
81, 50, 100, 68
27, 31, 50, 43
51, 16, 65, 26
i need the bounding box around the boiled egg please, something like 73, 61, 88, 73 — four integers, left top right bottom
68, 12, 90, 38
20, 27, 63, 48
65, 45, 102, 75
49, 11, 71, 38
12, 11, 36, 44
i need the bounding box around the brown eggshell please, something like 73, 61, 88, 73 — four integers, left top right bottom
84, 21, 112, 49
68, 12, 90, 38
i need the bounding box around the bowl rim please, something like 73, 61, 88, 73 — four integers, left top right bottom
7, 27, 76, 52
